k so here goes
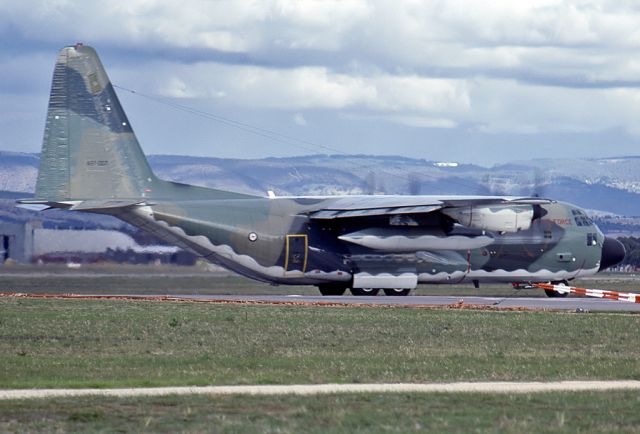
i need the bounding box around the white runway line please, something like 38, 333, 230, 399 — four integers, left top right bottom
2, 381, 640, 400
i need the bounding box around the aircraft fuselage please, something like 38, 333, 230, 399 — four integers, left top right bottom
115, 197, 606, 289
25, 44, 625, 297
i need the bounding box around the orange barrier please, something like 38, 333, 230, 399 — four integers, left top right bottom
534, 283, 640, 303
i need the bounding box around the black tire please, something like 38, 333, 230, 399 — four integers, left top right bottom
383, 288, 411, 296
317, 285, 347, 296
350, 287, 380, 296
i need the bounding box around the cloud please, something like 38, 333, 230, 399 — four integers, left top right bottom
293, 113, 307, 126
3, 0, 640, 161
386, 115, 457, 129
120, 60, 470, 117
469, 78, 640, 136
6, 0, 640, 86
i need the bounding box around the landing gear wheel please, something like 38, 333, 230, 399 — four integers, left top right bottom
317, 284, 347, 296
544, 280, 569, 298
350, 287, 380, 296
383, 288, 411, 296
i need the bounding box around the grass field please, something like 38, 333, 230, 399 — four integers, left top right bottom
2, 269, 640, 432
2, 298, 640, 388
3, 391, 640, 433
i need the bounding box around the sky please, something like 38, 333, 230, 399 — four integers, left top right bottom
2, 0, 640, 166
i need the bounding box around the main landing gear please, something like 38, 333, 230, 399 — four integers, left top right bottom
350, 287, 380, 296
317, 284, 347, 296
382, 288, 411, 296
316, 285, 411, 296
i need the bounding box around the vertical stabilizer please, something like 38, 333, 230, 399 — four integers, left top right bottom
34, 44, 255, 203
35, 44, 158, 201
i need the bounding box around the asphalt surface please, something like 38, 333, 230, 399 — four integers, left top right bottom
6, 290, 640, 312
161, 294, 640, 312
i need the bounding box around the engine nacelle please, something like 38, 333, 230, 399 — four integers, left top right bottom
442, 204, 534, 233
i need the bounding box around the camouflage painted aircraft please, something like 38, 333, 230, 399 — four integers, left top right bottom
21, 44, 625, 297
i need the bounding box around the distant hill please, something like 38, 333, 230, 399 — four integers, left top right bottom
0, 151, 39, 193
3, 151, 640, 215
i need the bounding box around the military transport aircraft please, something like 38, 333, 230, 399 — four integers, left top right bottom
21, 44, 625, 297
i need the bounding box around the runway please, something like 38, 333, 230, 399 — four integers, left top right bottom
4, 292, 640, 312
2, 381, 640, 400
121, 294, 640, 312
99, 294, 640, 312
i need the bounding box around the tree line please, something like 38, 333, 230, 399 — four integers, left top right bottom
614, 237, 640, 268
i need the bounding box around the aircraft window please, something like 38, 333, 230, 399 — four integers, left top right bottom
544, 230, 552, 239
587, 233, 597, 246
574, 215, 592, 227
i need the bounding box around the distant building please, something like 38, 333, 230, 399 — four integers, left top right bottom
33, 229, 178, 256
0, 222, 190, 265
0, 221, 35, 264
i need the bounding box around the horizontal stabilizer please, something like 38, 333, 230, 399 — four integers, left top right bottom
69, 199, 146, 211
16, 198, 145, 212
17, 199, 74, 210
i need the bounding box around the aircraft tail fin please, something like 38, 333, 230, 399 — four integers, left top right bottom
34, 44, 253, 204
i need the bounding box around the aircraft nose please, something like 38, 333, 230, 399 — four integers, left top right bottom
599, 237, 625, 271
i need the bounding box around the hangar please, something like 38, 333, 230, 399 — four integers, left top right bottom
0, 221, 35, 264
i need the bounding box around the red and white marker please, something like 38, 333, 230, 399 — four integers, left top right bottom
534, 282, 640, 303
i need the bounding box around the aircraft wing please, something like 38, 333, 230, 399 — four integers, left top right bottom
307, 196, 551, 220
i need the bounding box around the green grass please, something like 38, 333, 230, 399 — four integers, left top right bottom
2, 295, 640, 432
1, 298, 640, 389
2, 391, 640, 433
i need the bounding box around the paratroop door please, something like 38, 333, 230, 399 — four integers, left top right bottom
285, 234, 308, 274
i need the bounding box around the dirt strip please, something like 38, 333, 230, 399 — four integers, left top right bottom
2, 381, 640, 400
0, 292, 534, 311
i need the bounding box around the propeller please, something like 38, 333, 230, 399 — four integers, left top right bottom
408, 173, 421, 195
530, 167, 547, 198
478, 168, 548, 198
478, 174, 507, 196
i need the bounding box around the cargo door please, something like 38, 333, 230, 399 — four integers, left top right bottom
285, 234, 308, 275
